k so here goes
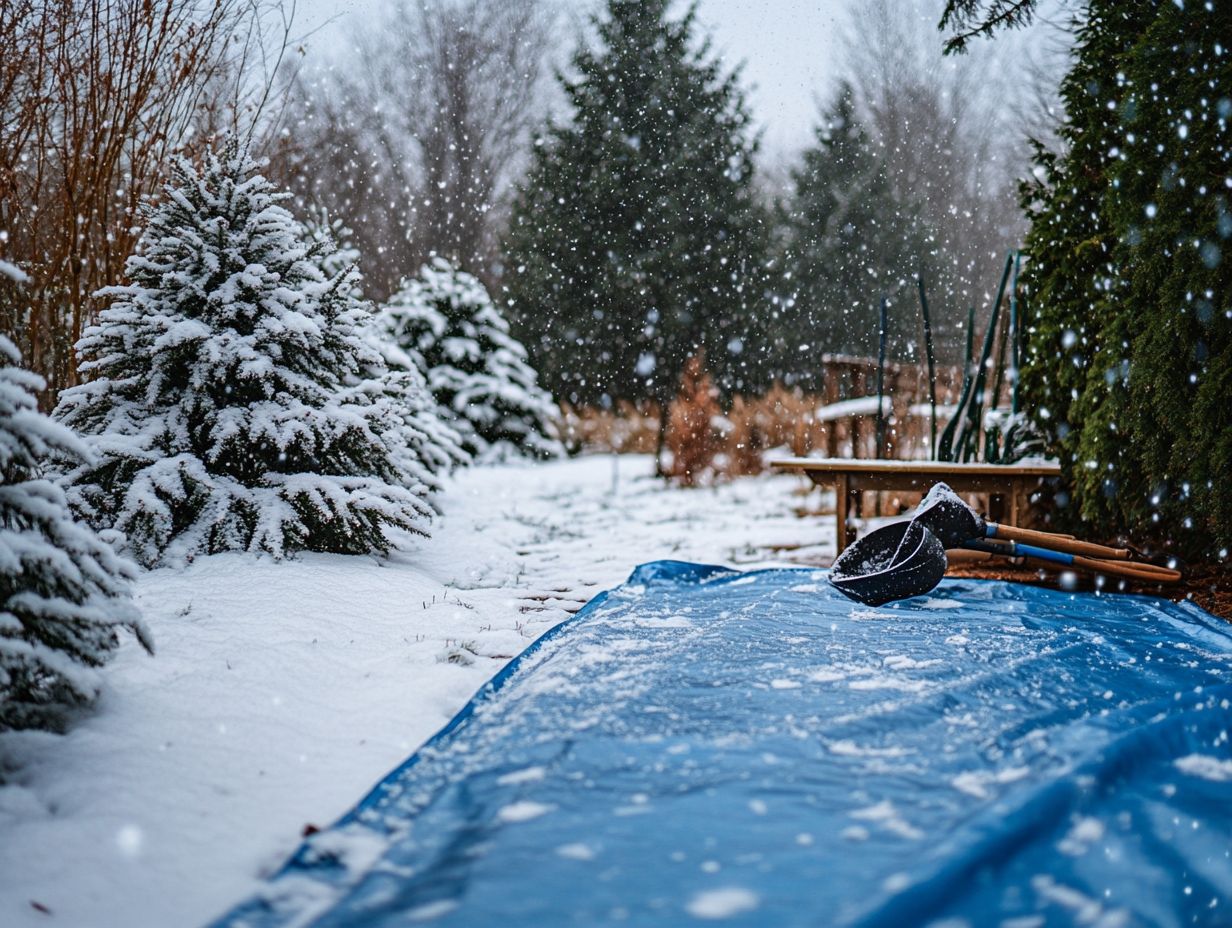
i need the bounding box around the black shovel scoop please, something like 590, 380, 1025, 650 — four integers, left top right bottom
830, 519, 946, 606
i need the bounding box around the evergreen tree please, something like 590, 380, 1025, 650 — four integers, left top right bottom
1019, 1, 1232, 556
780, 83, 935, 381
0, 323, 151, 731
303, 216, 469, 503
378, 258, 560, 461
504, 0, 769, 464
55, 141, 437, 566
303, 206, 363, 300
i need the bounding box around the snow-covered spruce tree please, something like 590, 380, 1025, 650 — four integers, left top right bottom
303, 206, 363, 300
359, 331, 470, 486
376, 258, 560, 461
0, 323, 151, 731
303, 214, 469, 503
55, 140, 436, 566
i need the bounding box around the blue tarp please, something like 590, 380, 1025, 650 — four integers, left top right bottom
212, 562, 1232, 928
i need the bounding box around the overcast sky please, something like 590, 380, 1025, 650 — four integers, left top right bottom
293, 0, 865, 155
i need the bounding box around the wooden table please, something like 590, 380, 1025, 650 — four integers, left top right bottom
771, 457, 1062, 554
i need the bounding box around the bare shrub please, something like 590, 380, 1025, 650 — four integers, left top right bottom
0, 0, 294, 401
665, 354, 723, 486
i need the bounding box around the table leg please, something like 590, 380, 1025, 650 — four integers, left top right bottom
989, 493, 1005, 524
835, 473, 849, 556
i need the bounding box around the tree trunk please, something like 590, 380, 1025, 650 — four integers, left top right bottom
655, 399, 670, 479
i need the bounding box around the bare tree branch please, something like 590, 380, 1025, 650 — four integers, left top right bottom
265, 0, 555, 298
0, 0, 297, 400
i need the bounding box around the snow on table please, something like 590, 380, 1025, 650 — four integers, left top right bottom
0, 455, 821, 928
813, 395, 889, 421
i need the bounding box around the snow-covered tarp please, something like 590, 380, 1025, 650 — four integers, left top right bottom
211, 563, 1232, 927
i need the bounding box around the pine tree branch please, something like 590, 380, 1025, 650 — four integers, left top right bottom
939, 0, 1038, 55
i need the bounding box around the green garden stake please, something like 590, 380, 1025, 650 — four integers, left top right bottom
957, 252, 1014, 463
1009, 250, 1022, 416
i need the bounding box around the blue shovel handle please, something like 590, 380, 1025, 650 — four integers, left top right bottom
964, 538, 1072, 566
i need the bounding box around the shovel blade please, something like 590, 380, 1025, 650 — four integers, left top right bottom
830, 521, 947, 607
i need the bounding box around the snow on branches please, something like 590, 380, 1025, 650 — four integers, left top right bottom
376, 258, 560, 462
55, 139, 440, 566
0, 333, 150, 732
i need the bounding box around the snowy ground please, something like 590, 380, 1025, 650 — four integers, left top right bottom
0, 455, 830, 928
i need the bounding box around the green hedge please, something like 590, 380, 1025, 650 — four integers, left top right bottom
1020, 0, 1232, 559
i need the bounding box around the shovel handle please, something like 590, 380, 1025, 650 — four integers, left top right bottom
962, 540, 1181, 584
1067, 554, 1182, 583
987, 523, 1133, 560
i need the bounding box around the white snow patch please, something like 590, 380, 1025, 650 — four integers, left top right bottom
851, 609, 898, 621
827, 740, 912, 759
496, 800, 554, 824
405, 899, 460, 921
1057, 817, 1105, 856
634, 615, 694, 628
919, 597, 963, 610
496, 766, 547, 786
882, 655, 943, 671
809, 667, 847, 683
686, 887, 760, 920
815, 395, 888, 421
882, 872, 912, 893
1174, 754, 1232, 782
848, 676, 929, 693
849, 800, 923, 840
302, 825, 388, 873
1031, 874, 1128, 926
769, 678, 801, 690
556, 842, 597, 861
951, 766, 1031, 799
0, 259, 30, 283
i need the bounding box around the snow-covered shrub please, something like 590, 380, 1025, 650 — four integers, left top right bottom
304, 213, 468, 504
303, 206, 362, 300
55, 139, 436, 566
361, 333, 470, 490
376, 258, 560, 462
0, 332, 151, 732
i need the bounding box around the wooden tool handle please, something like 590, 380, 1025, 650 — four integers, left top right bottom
991, 524, 1133, 560
1068, 554, 1182, 583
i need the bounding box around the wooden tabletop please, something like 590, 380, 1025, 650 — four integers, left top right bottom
770, 457, 1061, 477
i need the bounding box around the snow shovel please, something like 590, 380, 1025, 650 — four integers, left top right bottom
830, 520, 947, 606
830, 484, 1181, 606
